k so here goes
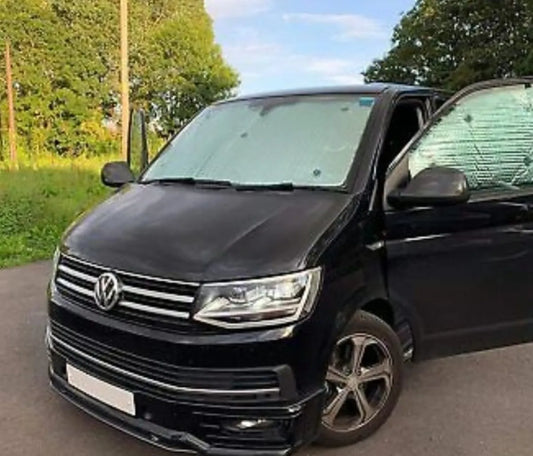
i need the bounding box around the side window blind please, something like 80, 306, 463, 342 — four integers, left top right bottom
409, 85, 533, 191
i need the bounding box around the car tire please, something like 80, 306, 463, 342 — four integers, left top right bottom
317, 310, 404, 447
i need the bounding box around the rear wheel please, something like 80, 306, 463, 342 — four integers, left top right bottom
318, 311, 404, 447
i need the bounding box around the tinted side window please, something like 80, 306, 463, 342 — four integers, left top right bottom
409, 84, 533, 192
380, 101, 424, 173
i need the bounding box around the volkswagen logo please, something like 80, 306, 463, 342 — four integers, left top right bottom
94, 272, 122, 311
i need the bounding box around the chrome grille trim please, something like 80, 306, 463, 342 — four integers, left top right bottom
57, 277, 93, 297
58, 265, 96, 283
58, 266, 194, 304
56, 277, 190, 319
51, 334, 280, 397
122, 284, 194, 304
55, 254, 198, 323
61, 253, 200, 287
119, 301, 189, 319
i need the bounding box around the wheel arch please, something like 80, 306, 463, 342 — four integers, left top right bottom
359, 299, 415, 360
360, 299, 395, 327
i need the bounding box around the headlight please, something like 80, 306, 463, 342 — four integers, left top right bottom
193, 268, 322, 329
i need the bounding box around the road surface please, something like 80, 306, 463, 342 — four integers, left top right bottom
2, 261, 533, 455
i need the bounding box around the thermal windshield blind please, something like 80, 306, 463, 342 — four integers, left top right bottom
409, 84, 533, 191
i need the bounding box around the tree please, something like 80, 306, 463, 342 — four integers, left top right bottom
0, 0, 238, 156
129, 0, 238, 137
364, 0, 533, 91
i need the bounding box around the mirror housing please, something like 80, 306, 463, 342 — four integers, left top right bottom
388, 167, 470, 208
101, 161, 135, 188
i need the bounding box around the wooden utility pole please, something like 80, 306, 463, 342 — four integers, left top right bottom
120, 0, 130, 161
5, 41, 17, 164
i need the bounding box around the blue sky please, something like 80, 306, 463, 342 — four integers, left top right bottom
205, 0, 416, 95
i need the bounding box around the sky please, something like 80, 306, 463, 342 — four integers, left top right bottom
205, 0, 416, 95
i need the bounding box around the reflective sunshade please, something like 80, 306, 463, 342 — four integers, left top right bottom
409, 84, 533, 191
142, 95, 376, 188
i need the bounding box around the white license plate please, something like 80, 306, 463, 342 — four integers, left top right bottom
66, 364, 136, 416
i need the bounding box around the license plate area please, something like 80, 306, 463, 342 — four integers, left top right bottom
66, 364, 136, 416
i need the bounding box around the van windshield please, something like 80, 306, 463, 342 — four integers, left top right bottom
141, 94, 375, 189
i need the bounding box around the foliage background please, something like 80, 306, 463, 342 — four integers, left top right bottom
364, 0, 533, 90
0, 0, 238, 268
2, 0, 533, 268
0, 156, 110, 267
0, 0, 238, 159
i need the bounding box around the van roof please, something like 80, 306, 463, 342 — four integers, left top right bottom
221, 83, 436, 103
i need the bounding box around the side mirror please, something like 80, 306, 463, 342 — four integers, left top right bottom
101, 161, 135, 188
127, 109, 149, 175
388, 167, 470, 208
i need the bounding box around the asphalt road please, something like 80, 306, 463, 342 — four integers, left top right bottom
2, 261, 533, 456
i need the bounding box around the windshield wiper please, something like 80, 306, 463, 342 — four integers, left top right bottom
234, 183, 346, 193
293, 185, 347, 193
234, 182, 295, 191
142, 179, 345, 193
141, 177, 234, 188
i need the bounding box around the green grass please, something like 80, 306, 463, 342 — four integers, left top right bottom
0, 155, 113, 268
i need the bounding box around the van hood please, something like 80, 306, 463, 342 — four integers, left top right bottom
62, 183, 355, 282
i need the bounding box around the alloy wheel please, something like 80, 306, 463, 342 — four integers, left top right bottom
322, 333, 394, 432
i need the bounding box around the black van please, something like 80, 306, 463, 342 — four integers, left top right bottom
47, 78, 533, 455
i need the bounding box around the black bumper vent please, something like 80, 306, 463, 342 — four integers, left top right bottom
50, 321, 282, 403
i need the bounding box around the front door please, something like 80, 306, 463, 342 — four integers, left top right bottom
384, 78, 533, 360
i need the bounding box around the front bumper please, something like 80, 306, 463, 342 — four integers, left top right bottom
49, 368, 323, 455
46, 296, 328, 455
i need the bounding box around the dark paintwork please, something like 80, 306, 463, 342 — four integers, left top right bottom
101, 161, 134, 188
63, 184, 353, 282
48, 79, 533, 455
50, 85, 419, 456
221, 82, 438, 103
383, 77, 533, 360
388, 167, 470, 208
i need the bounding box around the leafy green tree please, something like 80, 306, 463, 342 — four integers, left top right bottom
364, 0, 533, 90
0, 0, 238, 157
130, 0, 238, 137
0, 0, 120, 156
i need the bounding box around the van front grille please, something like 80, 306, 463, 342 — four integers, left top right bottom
49, 321, 281, 403
54, 254, 206, 333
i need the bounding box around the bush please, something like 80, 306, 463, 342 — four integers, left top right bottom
0, 155, 111, 267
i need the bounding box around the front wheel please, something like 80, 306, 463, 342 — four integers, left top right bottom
317, 311, 404, 447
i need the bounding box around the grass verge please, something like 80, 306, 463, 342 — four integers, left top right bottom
0, 156, 113, 268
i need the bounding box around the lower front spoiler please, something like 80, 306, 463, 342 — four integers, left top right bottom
49, 371, 324, 456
